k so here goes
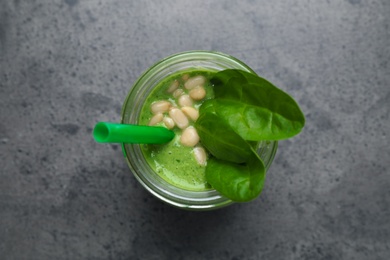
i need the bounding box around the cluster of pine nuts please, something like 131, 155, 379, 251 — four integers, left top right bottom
148, 74, 208, 166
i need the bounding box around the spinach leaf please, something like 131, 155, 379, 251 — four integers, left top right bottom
210, 70, 305, 140
205, 152, 266, 202
195, 108, 253, 163
206, 98, 304, 140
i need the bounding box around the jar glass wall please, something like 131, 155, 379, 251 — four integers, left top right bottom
121, 51, 278, 211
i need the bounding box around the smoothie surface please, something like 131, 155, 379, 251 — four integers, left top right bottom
139, 69, 215, 191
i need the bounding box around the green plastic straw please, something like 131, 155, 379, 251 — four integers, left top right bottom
93, 122, 175, 144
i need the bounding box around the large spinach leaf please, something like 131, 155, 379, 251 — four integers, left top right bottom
211, 69, 305, 140
206, 98, 304, 140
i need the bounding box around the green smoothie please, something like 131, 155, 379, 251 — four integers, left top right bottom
139, 69, 216, 191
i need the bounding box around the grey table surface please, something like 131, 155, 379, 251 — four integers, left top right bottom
1, 0, 389, 259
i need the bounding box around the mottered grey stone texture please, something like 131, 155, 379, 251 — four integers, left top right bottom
1, 0, 389, 259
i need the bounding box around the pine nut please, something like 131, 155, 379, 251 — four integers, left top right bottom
181, 106, 199, 121
169, 108, 189, 129
167, 80, 179, 93
148, 113, 163, 126
178, 94, 193, 107
180, 127, 199, 147
189, 86, 206, 100
151, 101, 171, 114
173, 88, 184, 99
182, 74, 190, 81
163, 117, 175, 129
193, 146, 207, 166
184, 75, 206, 90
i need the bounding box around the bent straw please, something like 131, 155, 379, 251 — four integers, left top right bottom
93, 122, 174, 144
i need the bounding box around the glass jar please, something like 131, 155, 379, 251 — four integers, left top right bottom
121, 51, 278, 211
